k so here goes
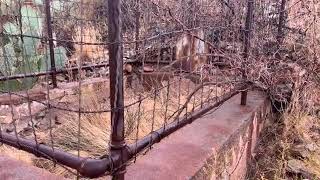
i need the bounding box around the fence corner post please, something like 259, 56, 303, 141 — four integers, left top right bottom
276, 0, 287, 49
108, 0, 127, 179
241, 0, 254, 106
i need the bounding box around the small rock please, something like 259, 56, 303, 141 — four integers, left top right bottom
21, 126, 33, 137
16, 103, 30, 118
49, 89, 66, 100
0, 115, 12, 124
287, 159, 316, 179
35, 110, 47, 120
56, 75, 66, 82
143, 66, 154, 72
310, 125, 320, 134
0, 105, 19, 120
55, 116, 62, 125
290, 145, 310, 159
31, 102, 47, 116
5, 125, 14, 133
305, 143, 318, 152
6, 119, 30, 134
0, 105, 10, 116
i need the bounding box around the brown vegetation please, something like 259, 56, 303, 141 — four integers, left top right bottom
1, 0, 320, 179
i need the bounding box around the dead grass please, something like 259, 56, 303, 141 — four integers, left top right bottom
123, 78, 223, 142
0, 75, 224, 178
246, 113, 287, 180
247, 111, 320, 180
70, 25, 108, 65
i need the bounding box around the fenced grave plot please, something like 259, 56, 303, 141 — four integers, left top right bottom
0, 0, 293, 179
0, 70, 237, 178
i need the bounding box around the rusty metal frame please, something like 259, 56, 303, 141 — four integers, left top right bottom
0, 0, 253, 179
277, 0, 287, 46
0, 86, 240, 178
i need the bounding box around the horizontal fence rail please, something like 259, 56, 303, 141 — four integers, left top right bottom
0, 84, 242, 178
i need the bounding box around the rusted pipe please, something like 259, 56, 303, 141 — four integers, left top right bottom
127, 88, 240, 157
0, 132, 119, 178
0, 87, 242, 178
135, 0, 140, 53
277, 0, 287, 44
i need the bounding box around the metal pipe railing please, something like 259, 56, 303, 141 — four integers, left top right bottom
0, 132, 118, 178
0, 87, 241, 178
127, 88, 240, 155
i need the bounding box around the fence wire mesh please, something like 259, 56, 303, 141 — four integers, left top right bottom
0, 0, 310, 179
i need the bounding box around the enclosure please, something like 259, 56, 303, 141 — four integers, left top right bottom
0, 0, 311, 179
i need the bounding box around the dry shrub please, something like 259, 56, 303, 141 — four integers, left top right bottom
50, 86, 110, 156
305, 152, 320, 178
123, 77, 224, 142
248, 110, 320, 180
246, 113, 288, 180
32, 87, 111, 178
50, 112, 109, 156
70, 25, 108, 65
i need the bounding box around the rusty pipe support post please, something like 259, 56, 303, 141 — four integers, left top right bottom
108, 0, 127, 179
277, 0, 287, 46
45, 0, 57, 88
241, 0, 254, 106
135, 0, 140, 53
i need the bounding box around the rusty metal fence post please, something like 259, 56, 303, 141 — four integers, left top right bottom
108, 0, 127, 179
135, 0, 140, 53
44, 0, 57, 88
240, 0, 254, 106
277, 0, 287, 46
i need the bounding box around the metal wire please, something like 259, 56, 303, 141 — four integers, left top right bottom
43, 1, 56, 167
18, 0, 39, 149
0, 0, 292, 178
134, 95, 142, 163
